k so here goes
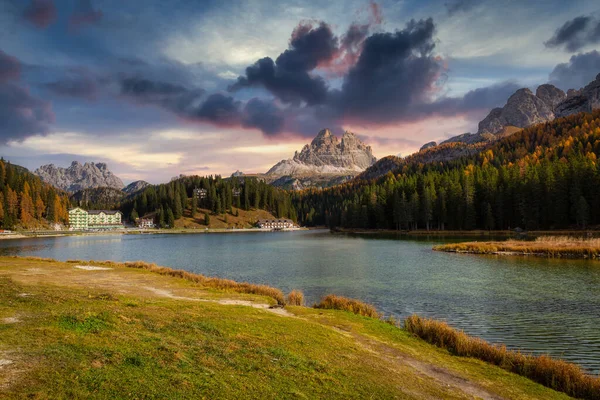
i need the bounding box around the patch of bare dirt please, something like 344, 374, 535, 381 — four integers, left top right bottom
74, 265, 113, 271
144, 287, 294, 317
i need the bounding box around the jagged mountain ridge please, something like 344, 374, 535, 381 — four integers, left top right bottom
35, 161, 124, 193
267, 129, 376, 176
360, 73, 600, 182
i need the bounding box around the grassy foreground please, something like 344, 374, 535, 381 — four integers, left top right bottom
0, 257, 580, 399
434, 236, 600, 259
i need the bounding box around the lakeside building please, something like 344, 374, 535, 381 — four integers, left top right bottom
68, 208, 123, 230
136, 218, 155, 229
256, 219, 296, 230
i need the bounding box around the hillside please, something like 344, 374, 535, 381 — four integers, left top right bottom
294, 110, 600, 231
0, 159, 69, 229
174, 207, 279, 229
69, 187, 125, 210
0, 256, 574, 399
121, 175, 296, 228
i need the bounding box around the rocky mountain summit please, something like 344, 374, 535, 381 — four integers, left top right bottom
266, 129, 376, 189
477, 85, 566, 135
267, 129, 376, 176
35, 161, 124, 192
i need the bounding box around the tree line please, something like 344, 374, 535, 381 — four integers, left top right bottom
121, 175, 296, 228
293, 111, 600, 231
0, 159, 69, 229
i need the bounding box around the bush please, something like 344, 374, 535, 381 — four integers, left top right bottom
287, 290, 304, 306
315, 294, 380, 318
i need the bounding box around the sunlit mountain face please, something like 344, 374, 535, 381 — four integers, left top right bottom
1, 0, 599, 183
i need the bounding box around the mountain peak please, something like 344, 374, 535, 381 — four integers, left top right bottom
35, 161, 124, 192
266, 129, 376, 185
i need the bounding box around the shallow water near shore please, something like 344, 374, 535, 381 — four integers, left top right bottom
1, 229, 599, 374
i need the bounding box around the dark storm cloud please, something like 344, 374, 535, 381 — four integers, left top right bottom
23, 0, 56, 28
549, 50, 600, 90
242, 98, 285, 136
229, 22, 337, 105
69, 0, 103, 29
0, 83, 54, 144
333, 18, 443, 122
119, 77, 283, 135
545, 15, 600, 52
0, 50, 21, 82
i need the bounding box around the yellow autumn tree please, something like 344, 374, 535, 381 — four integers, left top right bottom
35, 195, 45, 219
20, 182, 34, 226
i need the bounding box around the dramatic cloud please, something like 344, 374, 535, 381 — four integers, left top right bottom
69, 0, 103, 29
545, 15, 600, 52
242, 98, 285, 135
0, 50, 54, 143
334, 18, 443, 123
0, 83, 54, 144
0, 50, 21, 82
229, 22, 337, 105
549, 50, 600, 90
23, 0, 56, 28
120, 77, 282, 135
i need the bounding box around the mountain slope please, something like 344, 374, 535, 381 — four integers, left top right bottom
295, 110, 600, 231
35, 161, 124, 192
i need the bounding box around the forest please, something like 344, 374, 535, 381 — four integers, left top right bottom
293, 111, 600, 231
0, 159, 69, 229
121, 175, 296, 228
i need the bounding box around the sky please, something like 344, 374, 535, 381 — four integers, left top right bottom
1, 0, 600, 184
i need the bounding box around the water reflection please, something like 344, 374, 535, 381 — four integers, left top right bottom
1, 230, 599, 373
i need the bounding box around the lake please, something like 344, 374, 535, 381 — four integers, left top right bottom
1, 230, 599, 374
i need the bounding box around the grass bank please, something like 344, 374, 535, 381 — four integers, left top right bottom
0, 256, 590, 399
434, 236, 600, 259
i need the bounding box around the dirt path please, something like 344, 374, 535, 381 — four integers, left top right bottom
143, 286, 293, 317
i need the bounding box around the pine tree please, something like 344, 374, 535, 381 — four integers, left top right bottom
167, 208, 175, 229
204, 212, 210, 226
191, 195, 197, 217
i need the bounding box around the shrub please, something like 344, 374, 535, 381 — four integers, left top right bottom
287, 290, 304, 306
404, 315, 600, 400
315, 294, 380, 318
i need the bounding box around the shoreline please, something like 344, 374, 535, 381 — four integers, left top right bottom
331, 227, 600, 237
0, 227, 310, 241
1, 255, 597, 399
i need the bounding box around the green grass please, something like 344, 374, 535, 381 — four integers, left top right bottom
0, 257, 581, 399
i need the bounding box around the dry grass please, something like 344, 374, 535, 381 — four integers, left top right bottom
314, 294, 380, 318
287, 290, 304, 306
404, 315, 600, 400
434, 236, 600, 258
64, 259, 285, 305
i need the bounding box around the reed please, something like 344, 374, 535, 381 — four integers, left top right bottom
315, 294, 380, 318
286, 290, 304, 306
404, 315, 600, 400
434, 236, 600, 258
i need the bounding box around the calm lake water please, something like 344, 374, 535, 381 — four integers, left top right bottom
1, 230, 600, 374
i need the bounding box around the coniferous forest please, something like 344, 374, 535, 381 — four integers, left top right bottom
293, 111, 600, 231
0, 159, 69, 229
121, 175, 296, 228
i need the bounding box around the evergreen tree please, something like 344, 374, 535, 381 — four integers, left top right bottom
166, 208, 175, 228
204, 212, 210, 226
